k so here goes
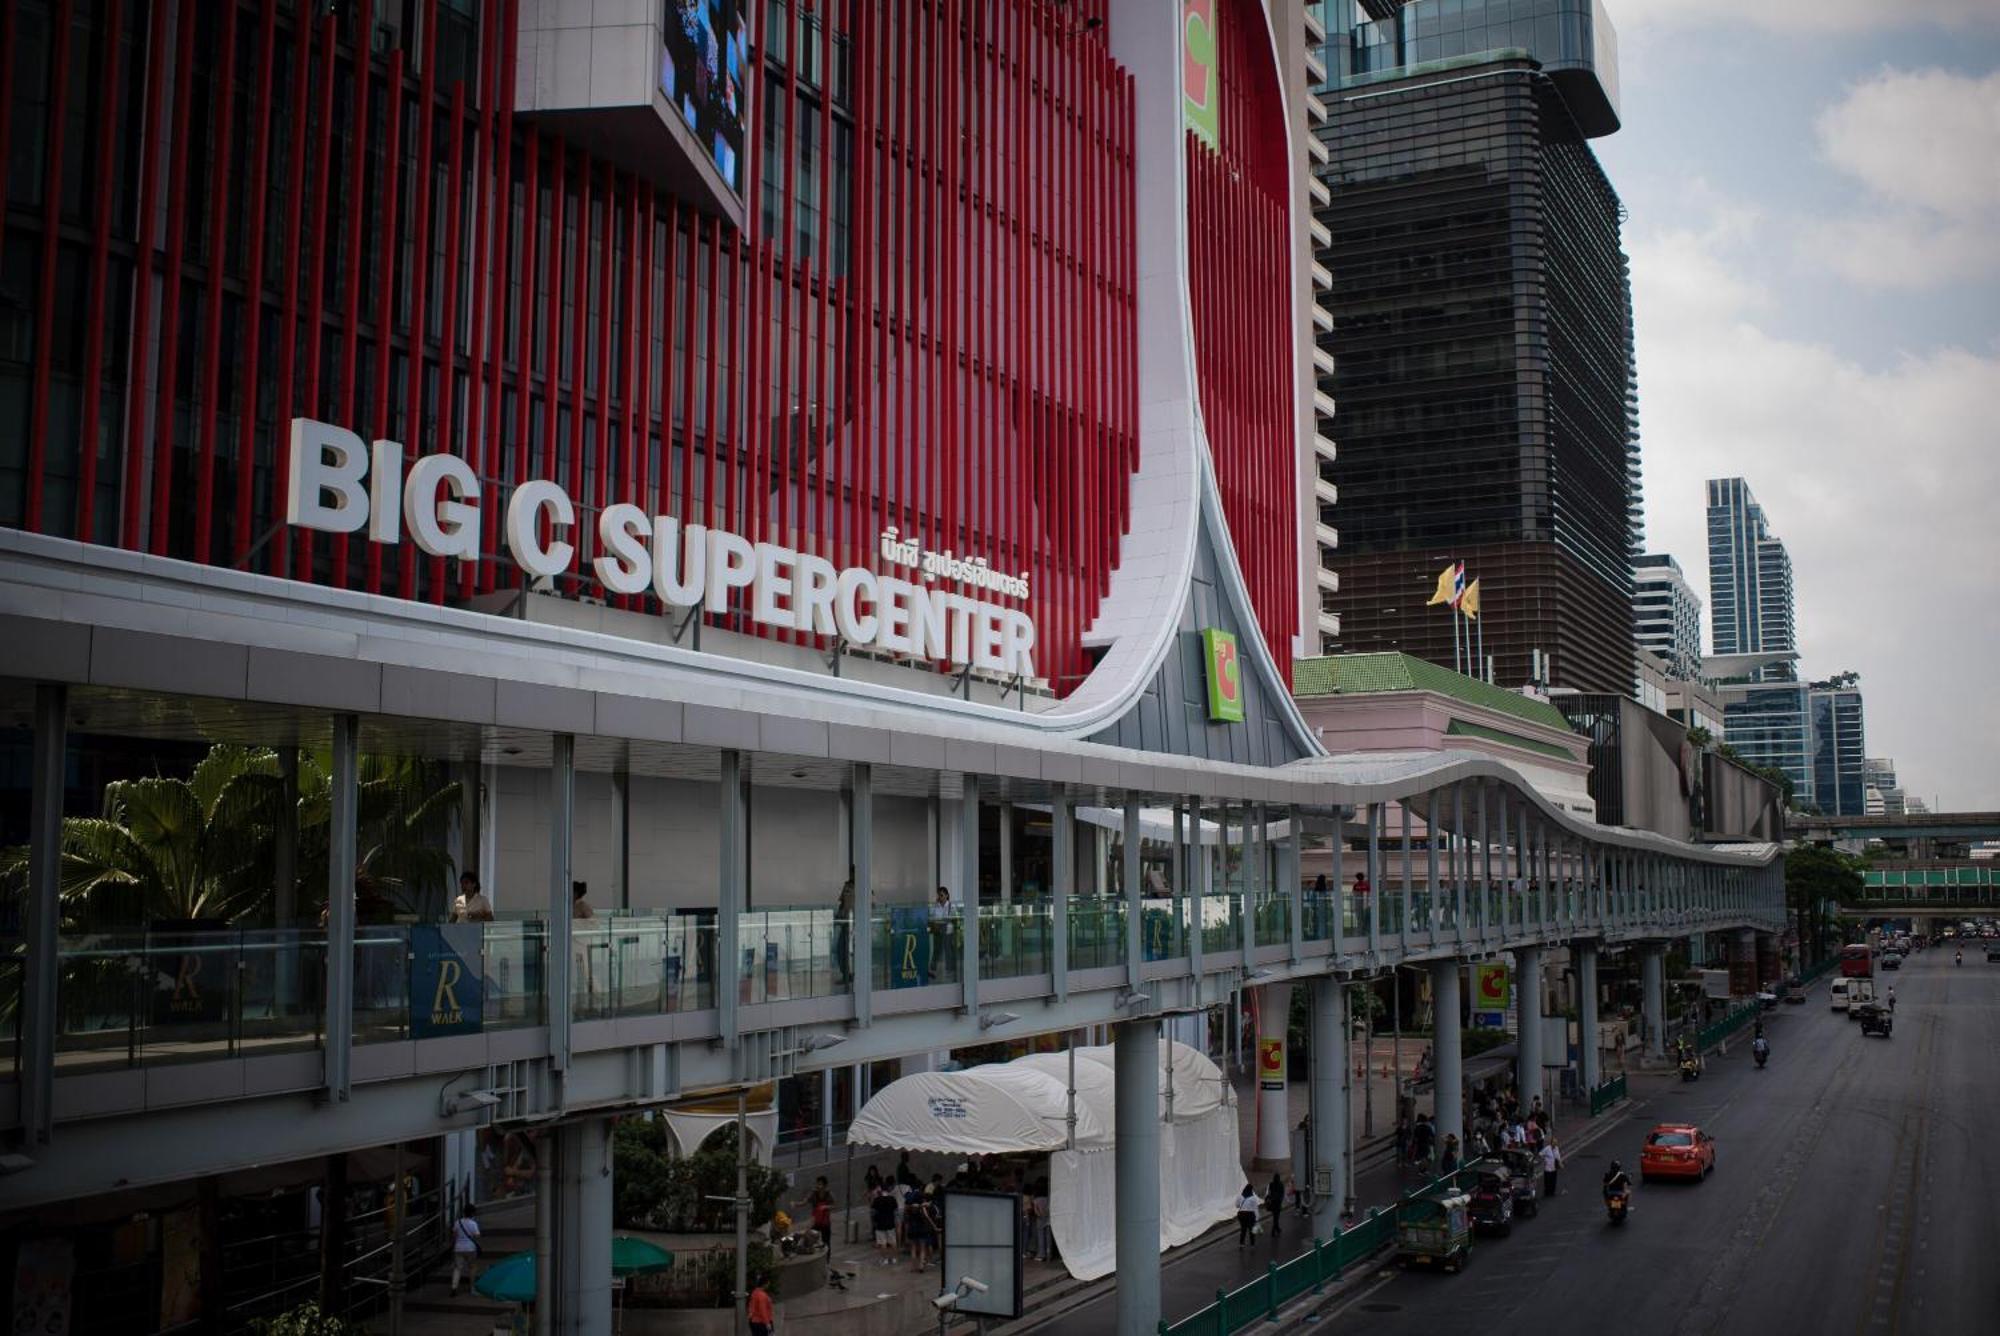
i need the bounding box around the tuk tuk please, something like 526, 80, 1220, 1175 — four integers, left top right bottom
1856, 1002, 1893, 1038
1395, 1191, 1473, 1272
1498, 1148, 1542, 1217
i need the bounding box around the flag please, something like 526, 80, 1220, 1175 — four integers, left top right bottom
1460, 579, 1481, 619
1426, 562, 1464, 608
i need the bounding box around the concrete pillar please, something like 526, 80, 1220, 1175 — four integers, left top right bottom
1125, 797, 1144, 988
1430, 959, 1463, 1152
1254, 983, 1293, 1167
719, 751, 744, 1055
1578, 942, 1601, 1091
548, 733, 576, 1073
20, 684, 65, 1146
852, 763, 874, 1025
551, 1116, 615, 1335
1113, 1019, 1162, 1336
1309, 976, 1349, 1239
1052, 786, 1073, 1000
961, 774, 981, 1013
1514, 946, 1543, 1111
1641, 944, 1666, 1060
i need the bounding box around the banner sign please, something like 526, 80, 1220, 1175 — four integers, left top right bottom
888, 907, 934, 988
1473, 961, 1511, 1012
1258, 1037, 1286, 1091
410, 924, 485, 1037
1203, 627, 1244, 723
1182, 0, 1220, 150
285, 418, 1037, 679
1142, 905, 1178, 961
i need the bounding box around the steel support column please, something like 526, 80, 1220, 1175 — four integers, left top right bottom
1578, 942, 1601, 1091
1052, 786, 1073, 1001
20, 685, 65, 1145
1113, 1018, 1162, 1336
718, 750, 743, 1054
961, 774, 981, 1015
324, 713, 358, 1102
852, 763, 873, 1025
1125, 796, 1143, 990
1641, 944, 1666, 1060
548, 733, 575, 1075
1430, 959, 1463, 1152
1514, 945, 1543, 1113
551, 1115, 615, 1334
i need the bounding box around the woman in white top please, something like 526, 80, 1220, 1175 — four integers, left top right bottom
1236, 1184, 1262, 1245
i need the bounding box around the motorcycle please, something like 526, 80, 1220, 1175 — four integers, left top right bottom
1604, 1184, 1631, 1226
1752, 1040, 1769, 1069
1678, 1055, 1701, 1082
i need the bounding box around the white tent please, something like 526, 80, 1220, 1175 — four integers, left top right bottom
847, 1042, 1242, 1280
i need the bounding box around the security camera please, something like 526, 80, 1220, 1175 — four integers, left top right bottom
933, 1293, 961, 1311
959, 1277, 989, 1295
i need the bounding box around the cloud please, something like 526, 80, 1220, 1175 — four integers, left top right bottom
1798, 68, 2000, 290
1629, 202, 2000, 808
1611, 0, 2000, 34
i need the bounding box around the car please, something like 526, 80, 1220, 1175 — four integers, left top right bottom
1880, 953, 1901, 970
1640, 1124, 1716, 1182
1986, 945, 2000, 963
1829, 978, 1850, 1011
1857, 1004, 1893, 1038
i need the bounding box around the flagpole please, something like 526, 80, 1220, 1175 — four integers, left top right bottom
1478, 610, 1485, 683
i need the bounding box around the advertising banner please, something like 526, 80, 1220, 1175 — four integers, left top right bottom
888, 907, 933, 988
1203, 627, 1244, 723
1182, 0, 1220, 150
1257, 1037, 1286, 1091
410, 924, 485, 1038
1142, 905, 1178, 961
1473, 961, 1511, 1012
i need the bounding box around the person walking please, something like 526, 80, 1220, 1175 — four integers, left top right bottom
1235, 1184, 1261, 1246
1540, 1137, 1562, 1198
748, 1274, 776, 1336
804, 1176, 834, 1251
1440, 1134, 1460, 1175
870, 1185, 900, 1265
834, 876, 855, 989
1031, 1176, 1053, 1262
907, 1187, 939, 1271
1265, 1174, 1286, 1241
448, 1204, 481, 1296
451, 872, 494, 923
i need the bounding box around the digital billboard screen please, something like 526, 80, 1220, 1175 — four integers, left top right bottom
662, 0, 749, 196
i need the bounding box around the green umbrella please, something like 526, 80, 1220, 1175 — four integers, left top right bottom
471, 1239, 675, 1304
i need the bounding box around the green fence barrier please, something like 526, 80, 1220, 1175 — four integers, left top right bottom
1588, 1072, 1628, 1116
1159, 1162, 1500, 1336
1694, 1000, 1761, 1051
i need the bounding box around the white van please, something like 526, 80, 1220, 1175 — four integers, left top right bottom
1829, 978, 1850, 1011
1848, 978, 1875, 1014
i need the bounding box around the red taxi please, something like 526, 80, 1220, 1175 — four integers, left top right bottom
1640, 1123, 1716, 1182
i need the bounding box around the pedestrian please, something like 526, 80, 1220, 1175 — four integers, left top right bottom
1540, 1136, 1562, 1198
1265, 1174, 1285, 1240
834, 876, 855, 989
571, 879, 595, 919
870, 1185, 899, 1265
1529, 1095, 1546, 1126
864, 1164, 883, 1198
1236, 1183, 1261, 1246
804, 1175, 834, 1250
1440, 1134, 1460, 1175
896, 1150, 920, 1188
748, 1274, 776, 1336
1031, 1176, 1053, 1261
1411, 1113, 1436, 1167
448, 1203, 481, 1295
451, 872, 494, 923
908, 1187, 939, 1271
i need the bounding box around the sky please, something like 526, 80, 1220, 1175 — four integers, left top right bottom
1591, 0, 2000, 810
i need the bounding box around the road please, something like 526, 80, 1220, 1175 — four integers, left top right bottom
1291, 947, 2000, 1336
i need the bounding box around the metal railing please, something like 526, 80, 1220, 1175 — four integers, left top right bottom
1588, 1073, 1628, 1117
1159, 1161, 1495, 1336
1695, 1001, 1761, 1051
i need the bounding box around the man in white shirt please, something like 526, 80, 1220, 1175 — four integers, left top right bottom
1539, 1137, 1563, 1197
450, 1204, 482, 1294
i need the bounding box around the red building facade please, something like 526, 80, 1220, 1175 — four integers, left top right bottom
0, 0, 1296, 694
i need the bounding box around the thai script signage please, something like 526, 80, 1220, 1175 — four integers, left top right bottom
284, 419, 1038, 679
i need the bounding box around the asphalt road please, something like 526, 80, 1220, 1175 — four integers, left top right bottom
1291, 947, 2000, 1336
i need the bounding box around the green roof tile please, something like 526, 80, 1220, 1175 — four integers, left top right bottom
1293, 652, 1577, 735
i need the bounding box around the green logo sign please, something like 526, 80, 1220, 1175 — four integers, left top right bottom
1203, 627, 1243, 723
1183, 0, 1219, 150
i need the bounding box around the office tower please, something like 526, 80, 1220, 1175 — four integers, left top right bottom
1313, 0, 1638, 693
1633, 553, 1703, 683
1706, 478, 1796, 681
1809, 673, 1868, 818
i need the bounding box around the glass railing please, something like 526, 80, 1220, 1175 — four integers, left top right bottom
1141, 895, 1188, 962
1301, 889, 1337, 942
1198, 892, 1242, 955
1068, 899, 1129, 970
739, 907, 845, 1003
1251, 894, 1291, 948
980, 902, 1053, 979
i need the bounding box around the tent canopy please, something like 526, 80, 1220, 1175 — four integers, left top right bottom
846, 1041, 1229, 1156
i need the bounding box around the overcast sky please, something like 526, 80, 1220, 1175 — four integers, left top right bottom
1592, 0, 2000, 810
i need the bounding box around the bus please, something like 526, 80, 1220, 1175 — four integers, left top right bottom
1840, 943, 1874, 978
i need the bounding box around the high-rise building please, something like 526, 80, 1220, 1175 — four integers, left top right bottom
1863, 757, 1907, 817
1706, 478, 1795, 681
1312, 0, 1639, 694
1633, 553, 1703, 682
1274, 2, 1344, 654
1720, 681, 1811, 805
1809, 673, 1868, 818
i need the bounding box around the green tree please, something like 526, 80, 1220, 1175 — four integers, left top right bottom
612, 1119, 787, 1233
1784, 843, 1864, 967
249, 1302, 358, 1335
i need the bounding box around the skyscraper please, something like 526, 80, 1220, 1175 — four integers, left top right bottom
1633, 553, 1703, 683
1809, 674, 1868, 818
1312, 0, 1639, 694
1706, 478, 1796, 681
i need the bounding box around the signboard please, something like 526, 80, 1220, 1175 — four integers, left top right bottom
285, 419, 1037, 680
148, 925, 234, 1030
939, 1190, 1024, 1319
410, 924, 486, 1037
662, 1, 748, 194
1182, 0, 1220, 150
1472, 1010, 1506, 1030
1142, 905, 1178, 961
1202, 627, 1244, 723
888, 907, 934, 988
1257, 1037, 1285, 1091
1473, 961, 1511, 1012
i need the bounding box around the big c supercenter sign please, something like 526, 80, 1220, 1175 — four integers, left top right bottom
1473, 961, 1510, 1028
1203, 627, 1243, 722
284, 419, 1038, 680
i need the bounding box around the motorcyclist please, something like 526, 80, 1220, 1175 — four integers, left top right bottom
1886, 985, 1896, 1011
1955, 949, 1963, 966
1602, 1161, 1632, 1204
1752, 1034, 1770, 1064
